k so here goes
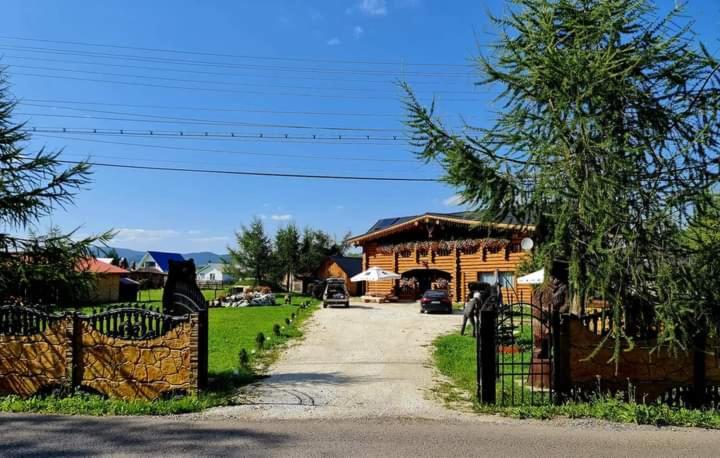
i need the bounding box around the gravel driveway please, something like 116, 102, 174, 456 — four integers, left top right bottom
202, 301, 467, 420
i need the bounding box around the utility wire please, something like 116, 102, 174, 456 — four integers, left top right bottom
8, 64, 489, 95
10, 72, 480, 102
16, 109, 409, 133
0, 44, 474, 77
56, 159, 441, 182
33, 134, 413, 163
21, 127, 406, 142
22, 128, 404, 146
0, 35, 482, 67
18, 98, 404, 118
2, 53, 475, 87
6, 64, 487, 96
22, 126, 407, 142
56, 152, 411, 175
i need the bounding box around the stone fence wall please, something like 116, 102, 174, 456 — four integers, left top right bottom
0, 304, 200, 400
0, 310, 74, 397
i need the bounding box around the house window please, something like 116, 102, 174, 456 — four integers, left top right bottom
209, 273, 216, 280
476, 271, 515, 287
498, 272, 515, 288
144, 261, 156, 268
477, 272, 495, 284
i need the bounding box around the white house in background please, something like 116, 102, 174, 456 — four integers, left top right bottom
196, 263, 233, 283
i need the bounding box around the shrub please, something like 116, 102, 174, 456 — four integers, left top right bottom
255, 332, 266, 349
238, 349, 250, 369
285, 317, 291, 326
272, 324, 281, 336
291, 312, 296, 319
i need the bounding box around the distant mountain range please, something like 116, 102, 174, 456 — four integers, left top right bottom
92, 247, 229, 265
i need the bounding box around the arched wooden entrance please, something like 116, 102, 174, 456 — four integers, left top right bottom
399, 268, 452, 300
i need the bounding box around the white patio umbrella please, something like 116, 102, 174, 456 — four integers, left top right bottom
350, 266, 401, 282
517, 268, 544, 285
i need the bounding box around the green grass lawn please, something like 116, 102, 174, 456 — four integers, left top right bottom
135, 287, 232, 304
433, 332, 720, 429
0, 294, 319, 416
209, 296, 317, 377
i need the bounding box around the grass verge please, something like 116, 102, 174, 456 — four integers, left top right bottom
0, 295, 319, 416
433, 332, 720, 429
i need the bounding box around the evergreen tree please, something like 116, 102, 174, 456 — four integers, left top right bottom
297, 227, 344, 276
104, 247, 121, 265
0, 65, 112, 304
274, 223, 300, 291
403, 0, 720, 353
227, 217, 272, 286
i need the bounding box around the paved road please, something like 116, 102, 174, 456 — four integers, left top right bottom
202, 301, 465, 420
2, 413, 719, 457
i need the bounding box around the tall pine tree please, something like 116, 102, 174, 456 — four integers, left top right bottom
0, 65, 111, 304
227, 217, 273, 286
404, 0, 720, 354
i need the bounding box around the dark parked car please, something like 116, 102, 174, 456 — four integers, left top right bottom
323, 278, 350, 308
420, 289, 453, 314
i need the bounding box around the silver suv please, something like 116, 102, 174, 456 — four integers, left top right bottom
322, 278, 350, 308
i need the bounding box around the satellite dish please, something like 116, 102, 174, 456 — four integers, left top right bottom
520, 237, 534, 251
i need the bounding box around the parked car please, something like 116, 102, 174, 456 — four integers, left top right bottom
323, 278, 350, 308
420, 289, 453, 314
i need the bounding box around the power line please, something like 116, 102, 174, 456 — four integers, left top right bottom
7, 64, 487, 96
10, 72, 480, 102
22, 128, 405, 146
22, 126, 406, 141
19, 98, 404, 118
1, 53, 474, 87
0, 44, 473, 77
0, 35, 481, 67
56, 152, 410, 175
33, 133, 413, 163
16, 109, 408, 133
56, 159, 441, 182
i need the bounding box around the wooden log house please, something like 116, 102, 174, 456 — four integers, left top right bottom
347, 212, 534, 302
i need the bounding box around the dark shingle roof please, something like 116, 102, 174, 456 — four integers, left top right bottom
146, 251, 185, 272
349, 211, 532, 243
329, 255, 362, 277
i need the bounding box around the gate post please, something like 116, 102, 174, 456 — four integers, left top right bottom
197, 309, 209, 389
477, 309, 497, 404
551, 310, 571, 404
692, 331, 707, 409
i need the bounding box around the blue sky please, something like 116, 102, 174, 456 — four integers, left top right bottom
3, 0, 719, 253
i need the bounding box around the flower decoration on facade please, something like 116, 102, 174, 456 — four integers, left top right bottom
377, 238, 510, 254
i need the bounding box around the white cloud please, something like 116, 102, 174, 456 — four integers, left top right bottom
442, 194, 466, 207
353, 25, 364, 39
347, 0, 387, 16
327, 37, 341, 46
271, 214, 293, 221
113, 228, 179, 242
336, 205, 345, 210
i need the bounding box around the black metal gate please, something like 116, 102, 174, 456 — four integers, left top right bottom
477, 288, 563, 406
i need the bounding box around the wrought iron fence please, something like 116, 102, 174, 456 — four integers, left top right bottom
476, 286, 568, 407
0, 303, 66, 336
79, 304, 188, 340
